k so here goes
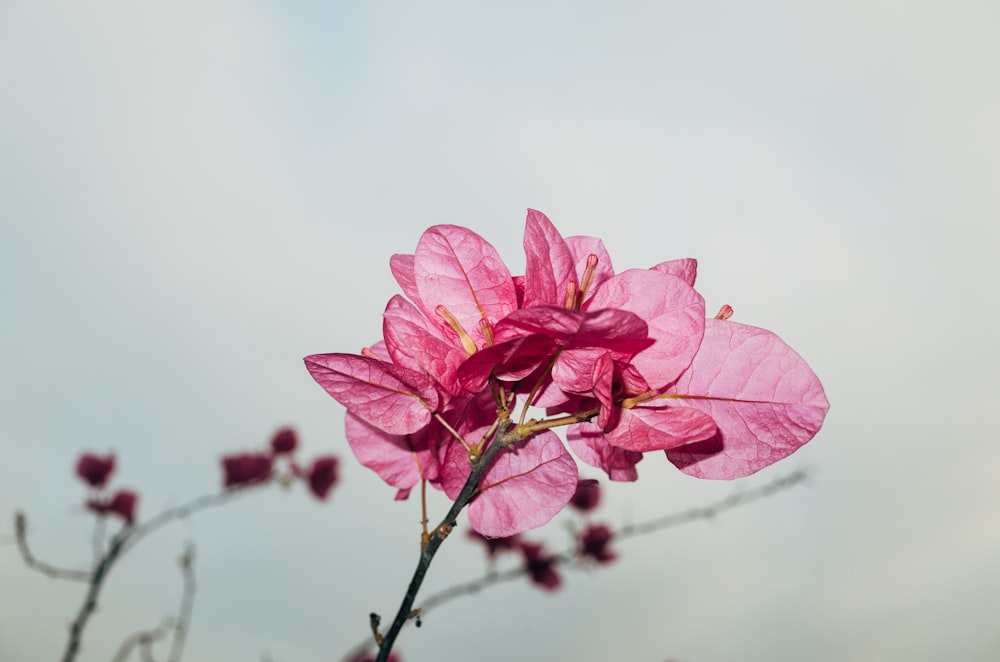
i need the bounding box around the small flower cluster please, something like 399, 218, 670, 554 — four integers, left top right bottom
220, 427, 340, 501
76, 452, 138, 524
306, 210, 828, 537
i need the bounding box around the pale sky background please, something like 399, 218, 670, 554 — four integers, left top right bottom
2, 2, 999, 661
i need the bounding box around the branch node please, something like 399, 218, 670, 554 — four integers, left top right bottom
369, 612, 383, 645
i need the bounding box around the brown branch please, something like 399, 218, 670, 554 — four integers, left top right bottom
14, 513, 91, 582
63, 528, 130, 662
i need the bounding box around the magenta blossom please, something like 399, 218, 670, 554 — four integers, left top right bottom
520, 541, 562, 591
75, 452, 116, 489
306, 456, 340, 500
221, 452, 274, 488
86, 489, 138, 525
305, 209, 828, 536
578, 523, 616, 564
270, 427, 298, 455
569, 478, 601, 513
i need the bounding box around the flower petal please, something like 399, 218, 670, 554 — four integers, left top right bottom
304, 353, 438, 434
441, 429, 578, 537
606, 401, 717, 452
566, 421, 642, 482
345, 413, 438, 489
586, 268, 705, 390
523, 209, 577, 308
383, 295, 467, 395
495, 305, 650, 353
665, 319, 829, 479
651, 258, 697, 286
414, 225, 518, 347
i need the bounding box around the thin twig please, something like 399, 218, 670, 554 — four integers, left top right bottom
111, 618, 174, 662
166, 544, 196, 662
13, 513, 91, 582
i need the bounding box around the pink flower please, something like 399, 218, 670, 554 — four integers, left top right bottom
307, 456, 339, 500
304, 209, 828, 536
569, 478, 601, 513
75, 452, 116, 489
270, 427, 298, 455
221, 452, 273, 488
520, 542, 562, 591
86, 489, 138, 525
578, 523, 616, 564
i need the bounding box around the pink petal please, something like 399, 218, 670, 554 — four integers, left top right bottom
651, 258, 698, 286
345, 413, 439, 489
523, 209, 577, 308
565, 235, 615, 300
383, 295, 467, 395
457, 334, 557, 392
441, 429, 578, 537
566, 421, 642, 482
664, 319, 829, 479
304, 353, 439, 434
605, 401, 717, 452
586, 268, 705, 390
495, 306, 650, 353
414, 225, 518, 347
389, 253, 423, 310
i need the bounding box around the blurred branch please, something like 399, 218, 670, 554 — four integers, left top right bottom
48, 482, 268, 662
14, 512, 91, 582
111, 544, 196, 662
340, 468, 810, 662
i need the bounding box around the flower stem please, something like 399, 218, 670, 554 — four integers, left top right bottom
374, 419, 515, 661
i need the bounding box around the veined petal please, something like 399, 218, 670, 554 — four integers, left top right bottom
345, 413, 439, 489
495, 306, 651, 353
664, 319, 829, 479
304, 353, 439, 435
566, 421, 642, 482
457, 334, 557, 392
565, 235, 615, 300
523, 209, 577, 308
606, 401, 717, 452
651, 258, 698, 287
383, 295, 467, 395
389, 253, 423, 309
586, 268, 705, 390
441, 429, 578, 537
414, 225, 518, 347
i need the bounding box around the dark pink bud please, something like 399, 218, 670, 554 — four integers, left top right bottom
86, 489, 138, 525
467, 530, 521, 558
307, 456, 339, 500
569, 478, 600, 513
75, 452, 116, 489
221, 453, 274, 488
520, 542, 562, 591
578, 523, 616, 564
270, 427, 298, 455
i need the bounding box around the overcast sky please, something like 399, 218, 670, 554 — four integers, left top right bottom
2, 2, 999, 661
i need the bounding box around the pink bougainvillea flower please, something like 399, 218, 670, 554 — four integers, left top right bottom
270, 427, 298, 455
221, 452, 274, 488
663, 319, 829, 479
86, 489, 138, 525
75, 452, 116, 489
569, 478, 601, 512
578, 523, 616, 564
307, 456, 340, 500
520, 541, 562, 591
304, 353, 439, 435
440, 428, 578, 537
